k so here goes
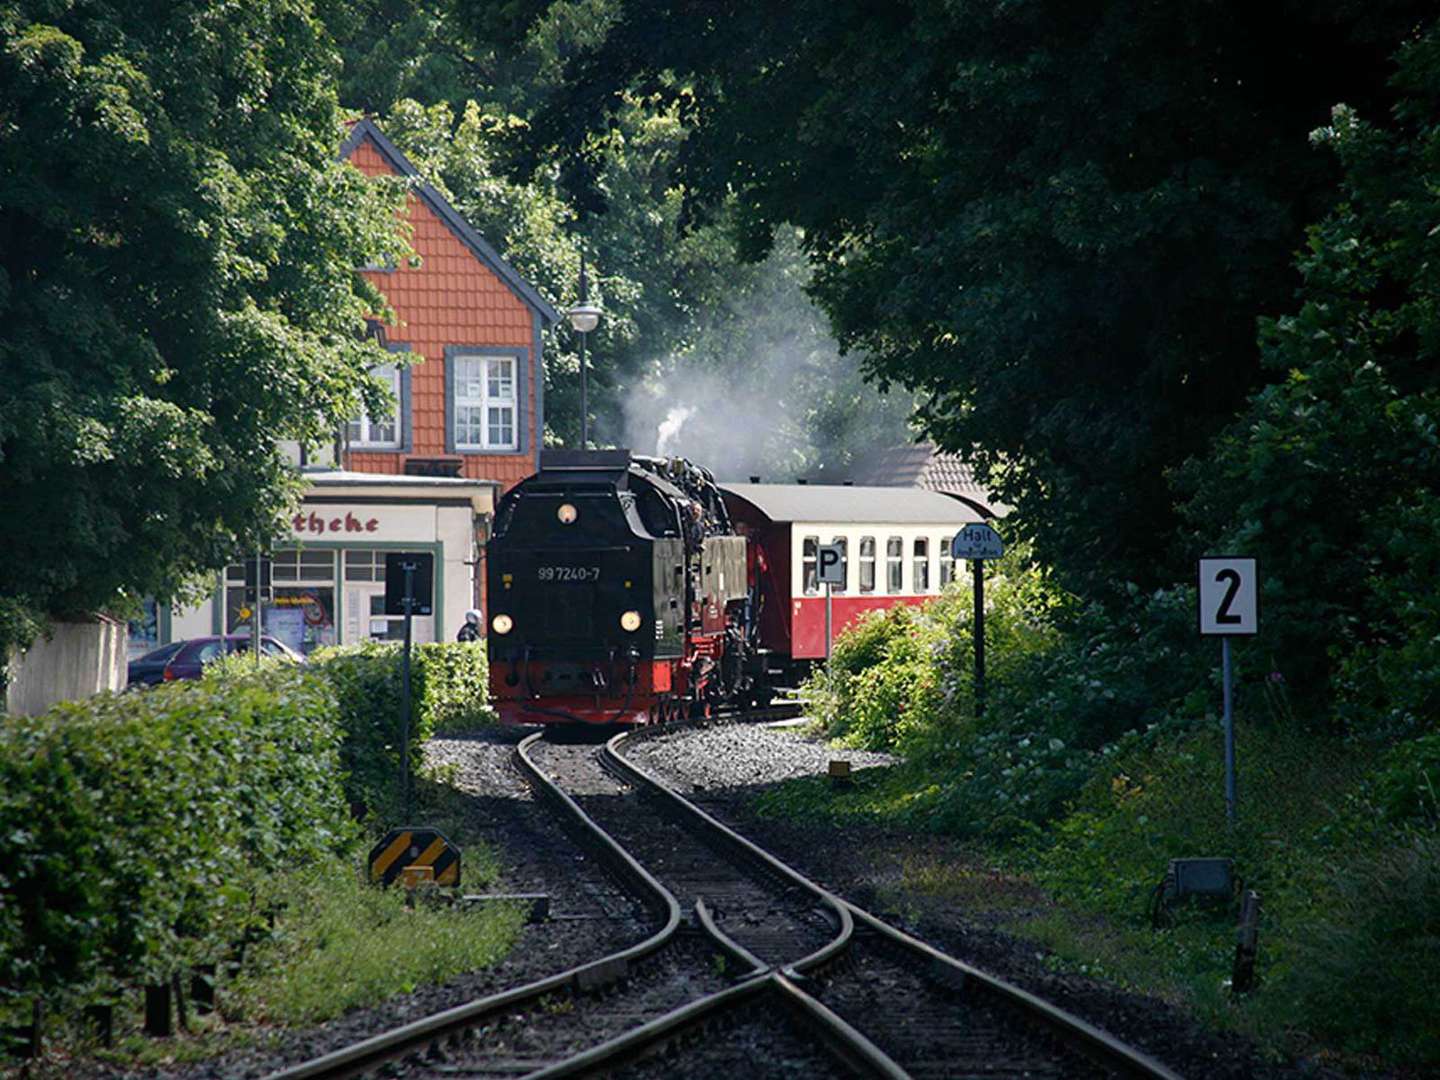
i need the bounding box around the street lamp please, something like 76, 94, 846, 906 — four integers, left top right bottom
567, 254, 602, 448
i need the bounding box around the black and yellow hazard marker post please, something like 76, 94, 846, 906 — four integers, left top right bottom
368, 828, 461, 888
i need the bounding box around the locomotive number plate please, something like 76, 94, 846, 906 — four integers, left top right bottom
538, 566, 601, 583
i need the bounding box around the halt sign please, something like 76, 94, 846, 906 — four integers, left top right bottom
951, 523, 1004, 561
1198, 556, 1259, 636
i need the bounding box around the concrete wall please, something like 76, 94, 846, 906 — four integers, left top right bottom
4, 616, 127, 717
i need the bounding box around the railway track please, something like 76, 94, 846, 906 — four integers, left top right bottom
265, 720, 1184, 1080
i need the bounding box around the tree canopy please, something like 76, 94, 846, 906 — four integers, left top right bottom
513, 0, 1434, 594
0, 0, 406, 642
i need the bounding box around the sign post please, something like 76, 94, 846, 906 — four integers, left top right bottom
244, 553, 272, 668
951, 524, 1004, 719
816, 543, 845, 689
385, 552, 434, 821
1197, 556, 1259, 827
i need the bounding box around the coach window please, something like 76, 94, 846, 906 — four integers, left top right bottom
831, 536, 849, 593
859, 536, 876, 593
913, 537, 931, 593
939, 535, 956, 588
802, 535, 819, 595
886, 536, 904, 593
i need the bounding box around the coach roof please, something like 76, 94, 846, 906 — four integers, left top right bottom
720, 483, 986, 526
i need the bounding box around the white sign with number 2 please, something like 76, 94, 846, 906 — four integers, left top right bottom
1198, 556, 1259, 636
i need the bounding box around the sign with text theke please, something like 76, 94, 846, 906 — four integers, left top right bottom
952, 523, 1004, 560
1198, 556, 1259, 636
817, 543, 845, 586
384, 552, 434, 616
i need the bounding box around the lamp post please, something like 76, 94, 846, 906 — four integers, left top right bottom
567, 254, 602, 448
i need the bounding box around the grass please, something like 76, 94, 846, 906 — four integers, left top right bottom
224, 856, 526, 1026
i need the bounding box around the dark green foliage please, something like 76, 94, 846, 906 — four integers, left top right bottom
1175, 23, 1440, 729
0, 665, 351, 1017
518, 0, 1432, 593
309, 641, 493, 820
0, 0, 408, 652
1371, 734, 1440, 826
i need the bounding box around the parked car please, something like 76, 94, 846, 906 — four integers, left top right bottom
125, 641, 187, 687
126, 635, 303, 687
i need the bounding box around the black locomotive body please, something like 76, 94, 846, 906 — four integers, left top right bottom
487, 449, 751, 725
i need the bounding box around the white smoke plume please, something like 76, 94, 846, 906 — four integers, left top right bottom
616, 233, 916, 482
655, 405, 695, 458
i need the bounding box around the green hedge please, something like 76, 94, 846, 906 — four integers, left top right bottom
0, 665, 351, 1017
308, 641, 494, 821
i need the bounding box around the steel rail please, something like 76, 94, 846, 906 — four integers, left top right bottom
603, 729, 856, 976
261, 732, 684, 1080
518, 971, 910, 1080
608, 725, 1186, 1080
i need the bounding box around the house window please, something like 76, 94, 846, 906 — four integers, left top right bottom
886, 537, 904, 594
454, 355, 517, 451
802, 535, 819, 596
346, 365, 401, 448
913, 537, 930, 593
858, 536, 876, 594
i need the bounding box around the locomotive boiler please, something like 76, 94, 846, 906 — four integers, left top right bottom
486, 450, 752, 725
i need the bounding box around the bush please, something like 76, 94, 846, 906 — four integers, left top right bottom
308, 641, 493, 820
1274, 833, 1440, 1065
0, 665, 351, 1019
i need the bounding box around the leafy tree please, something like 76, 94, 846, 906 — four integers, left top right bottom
0, 0, 407, 657
1176, 20, 1440, 727
370, 86, 913, 461
514, 0, 1431, 595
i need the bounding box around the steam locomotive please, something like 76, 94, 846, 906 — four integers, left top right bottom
486, 450, 754, 725
486, 449, 990, 726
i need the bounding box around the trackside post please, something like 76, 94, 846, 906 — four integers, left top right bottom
1197, 556, 1259, 826
952, 524, 1004, 720
385, 552, 435, 822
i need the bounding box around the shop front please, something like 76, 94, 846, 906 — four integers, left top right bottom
158, 471, 497, 655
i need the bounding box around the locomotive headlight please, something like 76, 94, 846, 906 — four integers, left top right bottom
491, 613, 514, 635
619, 610, 642, 632
557, 503, 578, 525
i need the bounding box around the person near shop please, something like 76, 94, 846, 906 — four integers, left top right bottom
456, 608, 482, 642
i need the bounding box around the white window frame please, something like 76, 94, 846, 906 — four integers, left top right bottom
454, 354, 518, 451
347, 364, 401, 448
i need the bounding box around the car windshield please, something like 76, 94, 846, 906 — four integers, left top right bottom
138, 642, 184, 663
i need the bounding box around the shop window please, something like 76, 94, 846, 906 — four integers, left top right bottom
225, 549, 336, 655
858, 536, 876, 594
802, 535, 819, 596
886, 537, 904, 594
454, 355, 517, 451
346, 365, 401, 448
913, 537, 930, 593
345, 549, 386, 581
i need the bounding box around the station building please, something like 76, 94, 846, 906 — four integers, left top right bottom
130, 118, 558, 658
